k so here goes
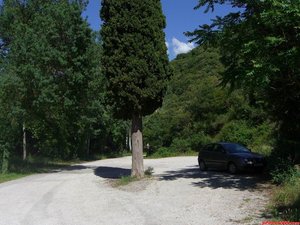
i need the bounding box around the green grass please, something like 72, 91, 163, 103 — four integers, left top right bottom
270, 169, 300, 221
0, 157, 75, 183
114, 176, 139, 186
0, 151, 132, 184
146, 149, 198, 159
113, 167, 154, 187
0, 173, 29, 184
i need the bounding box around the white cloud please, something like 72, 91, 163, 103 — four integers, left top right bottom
165, 41, 169, 48
172, 37, 195, 56
165, 41, 169, 55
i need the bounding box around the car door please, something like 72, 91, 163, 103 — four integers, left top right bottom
201, 144, 214, 167
211, 144, 227, 169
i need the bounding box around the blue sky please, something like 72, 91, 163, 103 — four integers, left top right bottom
83, 0, 236, 60
0, 0, 235, 60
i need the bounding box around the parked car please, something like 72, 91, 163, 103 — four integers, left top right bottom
198, 142, 266, 174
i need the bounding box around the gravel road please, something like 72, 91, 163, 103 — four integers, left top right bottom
0, 156, 270, 225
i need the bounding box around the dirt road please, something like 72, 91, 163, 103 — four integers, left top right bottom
0, 156, 270, 225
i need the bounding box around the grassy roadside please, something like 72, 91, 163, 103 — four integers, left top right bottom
270, 170, 300, 221
0, 157, 75, 184
0, 152, 132, 184
146, 149, 198, 159
0, 173, 29, 184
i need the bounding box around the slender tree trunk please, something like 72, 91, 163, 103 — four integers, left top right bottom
131, 114, 144, 178
1, 145, 9, 174
23, 123, 27, 161
128, 126, 132, 151
86, 135, 90, 158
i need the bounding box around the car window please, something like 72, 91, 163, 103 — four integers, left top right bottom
214, 145, 224, 153
222, 143, 250, 153
203, 144, 214, 151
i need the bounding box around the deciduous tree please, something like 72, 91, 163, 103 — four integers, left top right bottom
187, 0, 300, 161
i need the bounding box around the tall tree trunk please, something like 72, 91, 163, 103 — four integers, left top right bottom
128, 126, 132, 151
1, 145, 9, 174
86, 135, 90, 158
131, 114, 144, 178
23, 123, 27, 161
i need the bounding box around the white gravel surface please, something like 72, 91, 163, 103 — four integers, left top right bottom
0, 156, 270, 225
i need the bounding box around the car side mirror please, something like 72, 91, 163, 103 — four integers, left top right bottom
221, 149, 226, 154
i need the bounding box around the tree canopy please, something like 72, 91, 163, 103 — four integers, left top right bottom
144, 47, 273, 156
187, 0, 300, 160
0, 0, 128, 172
100, 0, 171, 120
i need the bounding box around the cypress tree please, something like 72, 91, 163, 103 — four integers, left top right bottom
100, 0, 171, 177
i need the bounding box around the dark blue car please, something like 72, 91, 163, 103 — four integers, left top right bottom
198, 142, 266, 173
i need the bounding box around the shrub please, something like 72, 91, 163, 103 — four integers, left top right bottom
145, 167, 154, 176
150, 147, 177, 158
169, 138, 191, 153
271, 164, 298, 185
217, 120, 254, 146
189, 132, 212, 151
251, 122, 275, 155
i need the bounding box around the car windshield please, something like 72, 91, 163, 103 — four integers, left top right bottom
222, 143, 250, 154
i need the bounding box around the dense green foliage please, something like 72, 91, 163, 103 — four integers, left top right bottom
144, 47, 274, 155
187, 0, 300, 161
100, 0, 171, 177
0, 0, 128, 172
100, 0, 171, 120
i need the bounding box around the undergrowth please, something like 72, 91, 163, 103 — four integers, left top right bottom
270, 165, 300, 222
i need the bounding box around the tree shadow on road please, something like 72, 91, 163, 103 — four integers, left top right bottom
94, 167, 131, 179
62, 165, 92, 171
159, 165, 269, 191
53, 165, 97, 174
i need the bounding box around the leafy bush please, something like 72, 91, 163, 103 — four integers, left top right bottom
149, 147, 177, 158
217, 120, 274, 155
145, 167, 154, 176
269, 158, 300, 221
189, 133, 212, 151
169, 138, 191, 153
217, 120, 255, 146
271, 164, 298, 185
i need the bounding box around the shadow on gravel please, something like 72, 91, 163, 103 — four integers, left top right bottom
94, 167, 131, 179
50, 165, 103, 176
159, 165, 269, 191
61, 165, 92, 171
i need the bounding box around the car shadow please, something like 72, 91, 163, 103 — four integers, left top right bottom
94, 166, 131, 179
159, 165, 269, 191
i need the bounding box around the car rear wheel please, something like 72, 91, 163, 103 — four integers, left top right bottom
228, 162, 238, 174
199, 160, 207, 171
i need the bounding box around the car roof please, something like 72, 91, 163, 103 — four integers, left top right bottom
205, 142, 238, 146
218, 142, 238, 145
